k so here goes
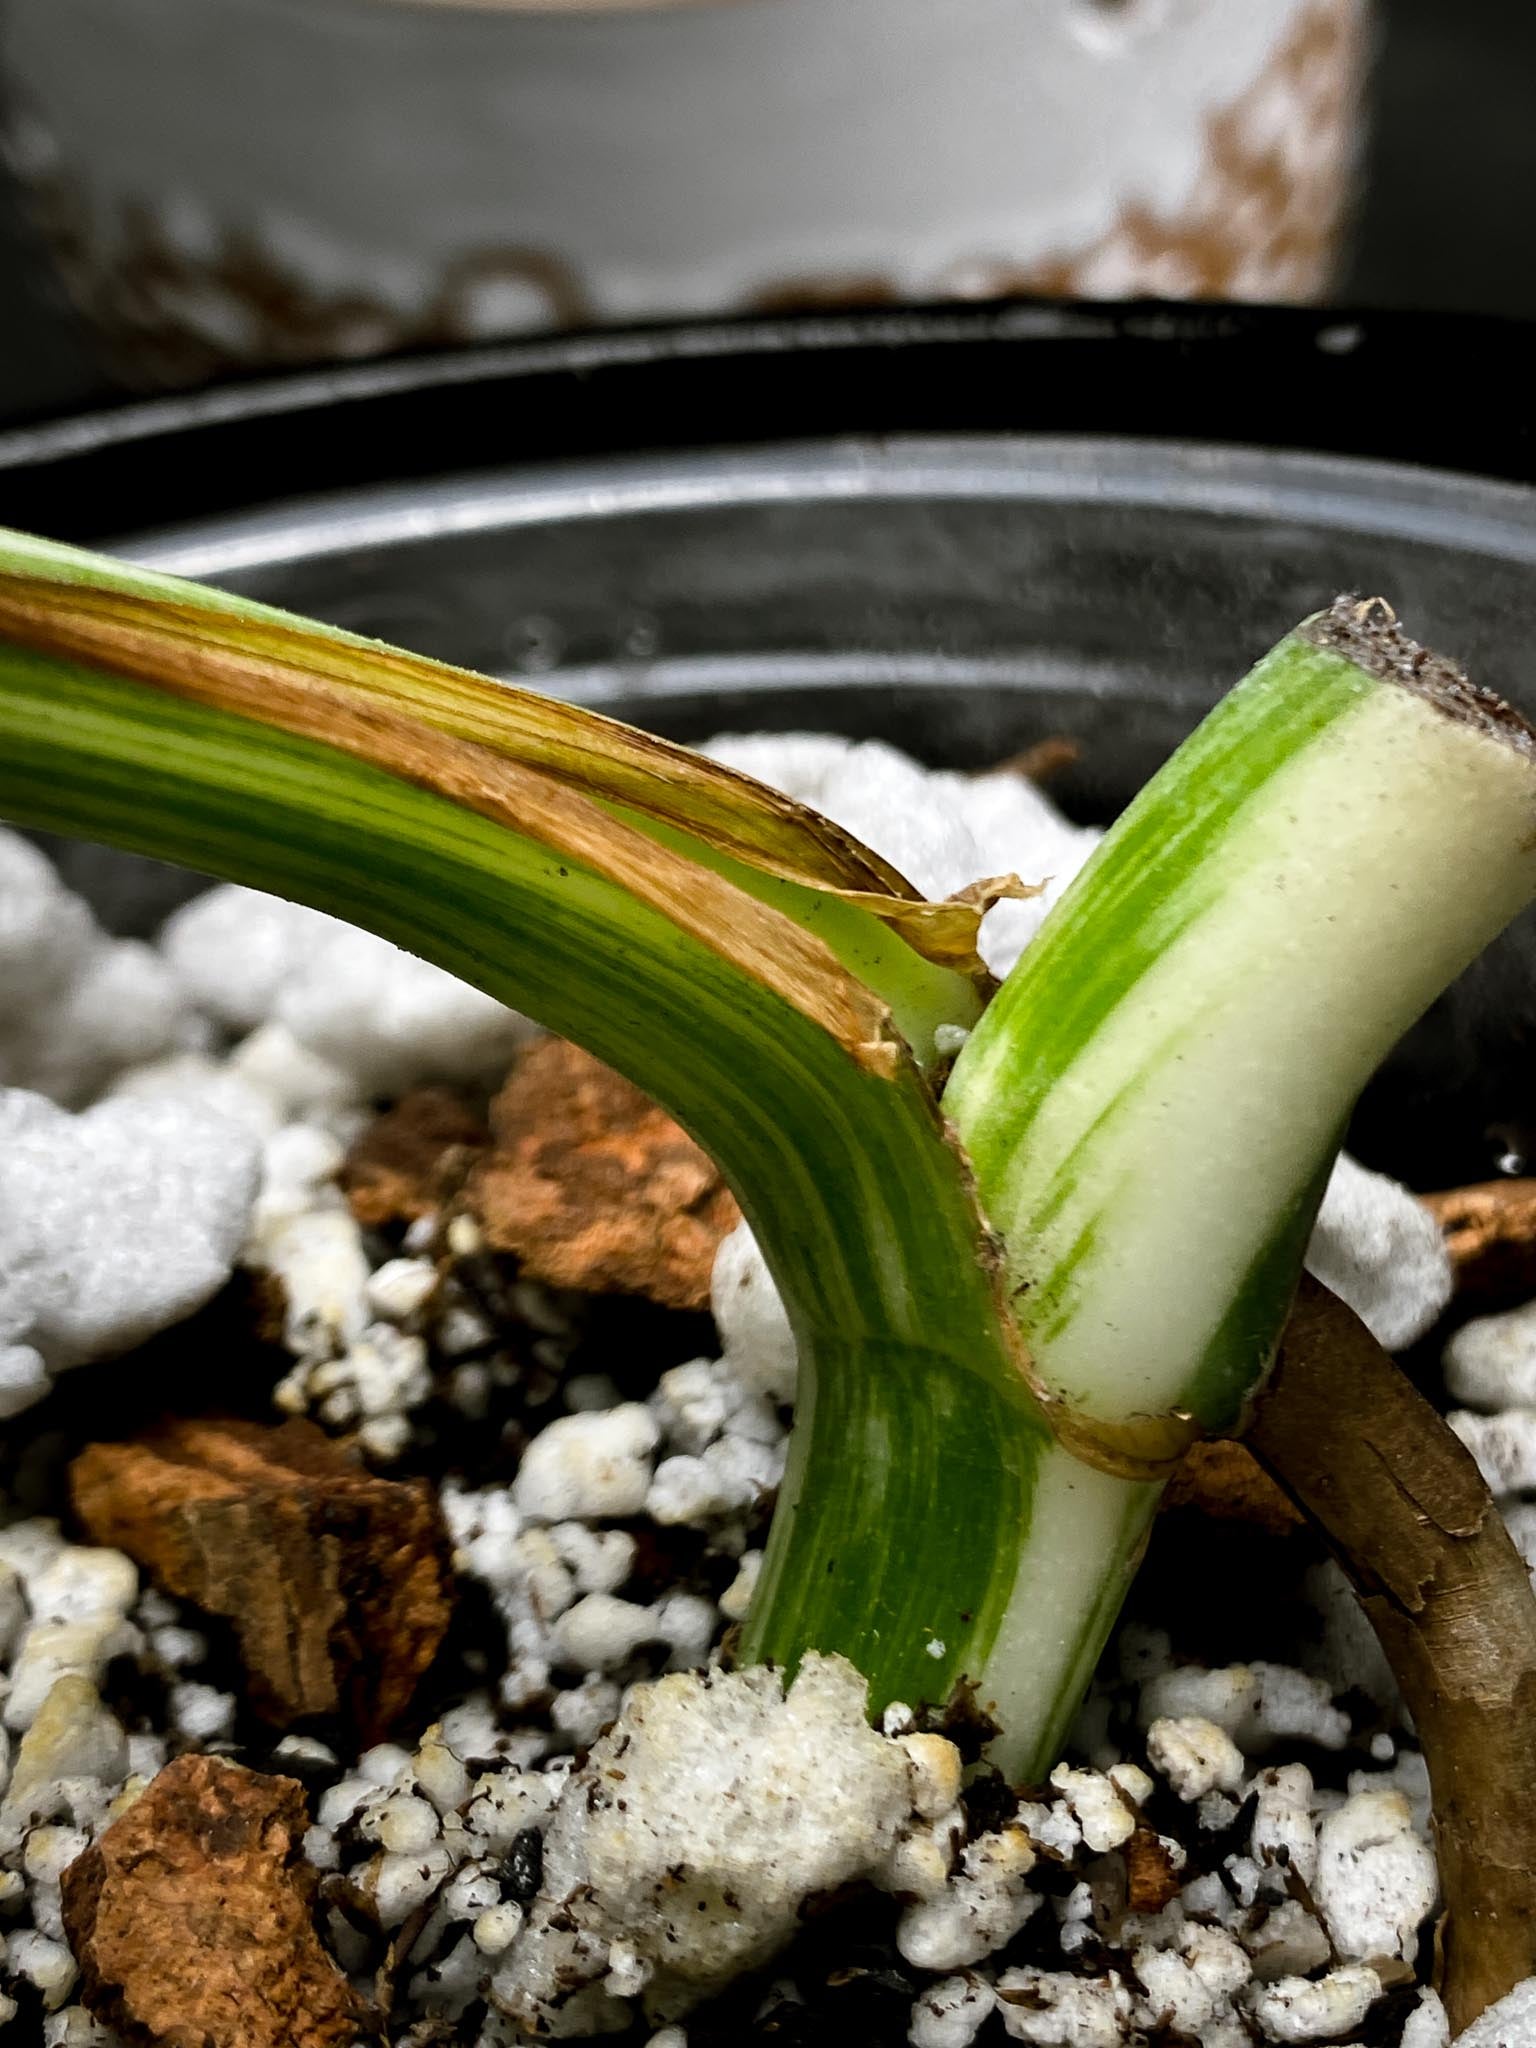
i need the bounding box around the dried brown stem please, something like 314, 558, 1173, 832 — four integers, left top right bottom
1247, 1276, 1536, 2033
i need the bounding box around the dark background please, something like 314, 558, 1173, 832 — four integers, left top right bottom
1, 0, 1533, 427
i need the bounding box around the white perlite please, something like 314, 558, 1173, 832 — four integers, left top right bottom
1304, 1558, 1403, 1711
1250, 1763, 1319, 1893
0, 829, 192, 1108
709, 1224, 798, 1405
1131, 1923, 1250, 2034
909, 1973, 997, 2048
700, 733, 1100, 982
254, 1124, 442, 1461
1504, 1502, 1536, 1588
995, 1966, 1136, 2048
1244, 1900, 1331, 1980
511, 1404, 661, 1523
1452, 1977, 1536, 2048
896, 1825, 1038, 1972
1446, 1297, 1536, 1412
1047, 1764, 1138, 1851
1144, 1716, 1246, 1802
1401, 1989, 1451, 2048
0, 1675, 129, 1836
0, 1085, 259, 1416
0, 1527, 141, 1735
107, 1021, 359, 1149
253, 1129, 371, 1366
160, 882, 536, 1096
1139, 1660, 1350, 1753
1304, 1151, 1453, 1352
1450, 1409, 1536, 1498
1313, 1789, 1438, 1962
645, 1350, 786, 1532
0, 1660, 136, 2018
1249, 1964, 1383, 2043
489, 1655, 955, 2031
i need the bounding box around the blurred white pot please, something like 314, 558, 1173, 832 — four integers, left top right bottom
1, 0, 1367, 385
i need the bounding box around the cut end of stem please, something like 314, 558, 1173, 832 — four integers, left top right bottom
1300, 595, 1536, 756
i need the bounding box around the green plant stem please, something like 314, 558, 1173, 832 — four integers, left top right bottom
8, 548, 1536, 1792
0, 529, 993, 1062
946, 600, 1536, 1779
0, 633, 1038, 1718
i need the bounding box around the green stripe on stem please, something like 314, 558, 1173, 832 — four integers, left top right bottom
0, 635, 1033, 1717
947, 604, 1536, 1778
0, 526, 991, 1056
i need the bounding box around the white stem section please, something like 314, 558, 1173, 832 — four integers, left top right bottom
962, 675, 1536, 1428
952, 611, 1536, 1780
981, 1448, 1157, 1781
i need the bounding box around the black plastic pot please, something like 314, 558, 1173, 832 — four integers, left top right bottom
3, 300, 1535, 1187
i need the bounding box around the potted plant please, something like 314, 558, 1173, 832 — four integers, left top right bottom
1, 516, 1535, 2047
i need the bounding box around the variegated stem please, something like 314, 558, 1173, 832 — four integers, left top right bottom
7, 539, 1535, 1785
0, 529, 1033, 1721
947, 600, 1536, 1780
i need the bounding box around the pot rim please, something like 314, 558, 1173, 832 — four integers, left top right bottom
120, 431, 1536, 586
3, 299, 1535, 543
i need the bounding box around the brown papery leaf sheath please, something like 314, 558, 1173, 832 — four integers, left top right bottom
1247, 1276, 1536, 2035
0, 576, 1020, 983
0, 592, 905, 1076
